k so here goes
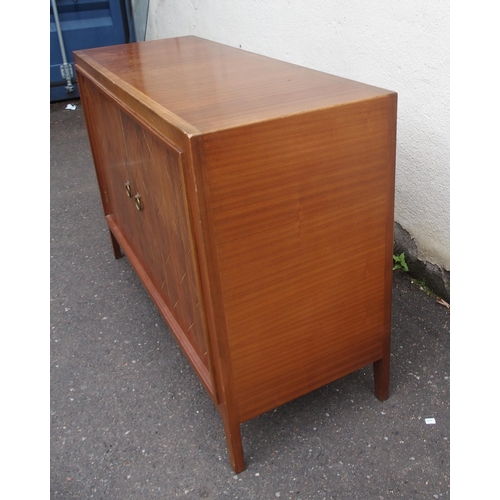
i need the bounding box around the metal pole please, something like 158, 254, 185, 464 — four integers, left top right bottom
51, 0, 74, 93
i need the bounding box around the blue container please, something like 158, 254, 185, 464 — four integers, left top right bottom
50, 0, 134, 101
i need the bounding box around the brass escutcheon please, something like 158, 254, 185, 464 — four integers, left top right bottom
134, 193, 142, 211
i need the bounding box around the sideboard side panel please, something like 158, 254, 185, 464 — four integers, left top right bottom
200, 95, 397, 422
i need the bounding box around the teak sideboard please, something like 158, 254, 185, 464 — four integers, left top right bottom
74, 36, 397, 473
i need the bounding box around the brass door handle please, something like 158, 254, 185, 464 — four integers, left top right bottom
134, 193, 143, 211
125, 181, 132, 197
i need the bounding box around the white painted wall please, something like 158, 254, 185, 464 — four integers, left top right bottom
145, 0, 450, 270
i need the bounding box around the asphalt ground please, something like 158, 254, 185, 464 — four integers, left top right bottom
50, 100, 450, 499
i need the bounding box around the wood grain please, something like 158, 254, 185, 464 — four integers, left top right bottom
199, 96, 396, 420
75, 36, 397, 472
77, 69, 213, 394
75, 36, 393, 134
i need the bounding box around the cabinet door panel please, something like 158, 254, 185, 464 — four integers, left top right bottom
119, 112, 208, 366
82, 77, 209, 370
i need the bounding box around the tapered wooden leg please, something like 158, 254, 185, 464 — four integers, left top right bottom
373, 355, 390, 401
220, 403, 245, 473
109, 229, 123, 259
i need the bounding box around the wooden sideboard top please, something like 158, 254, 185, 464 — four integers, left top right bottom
74, 36, 395, 135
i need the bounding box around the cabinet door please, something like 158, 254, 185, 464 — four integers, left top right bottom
78, 73, 131, 224
80, 77, 210, 376
119, 112, 209, 369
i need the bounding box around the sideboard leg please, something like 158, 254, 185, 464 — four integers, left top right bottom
109, 230, 123, 259
220, 404, 245, 473
373, 355, 390, 401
